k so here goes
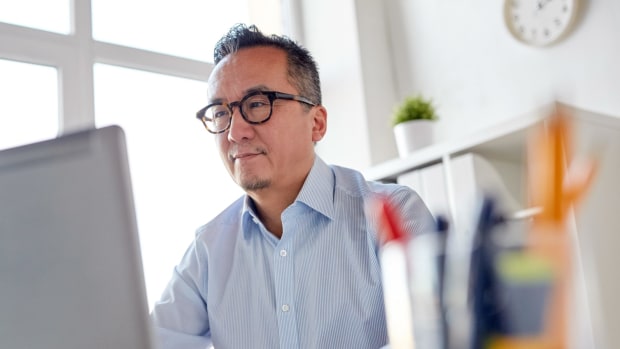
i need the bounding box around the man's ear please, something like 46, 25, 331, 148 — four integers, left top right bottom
311, 106, 328, 142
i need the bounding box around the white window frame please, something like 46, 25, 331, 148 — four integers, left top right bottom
0, 0, 212, 136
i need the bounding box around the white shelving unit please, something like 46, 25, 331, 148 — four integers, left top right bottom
363, 104, 551, 183
363, 102, 620, 348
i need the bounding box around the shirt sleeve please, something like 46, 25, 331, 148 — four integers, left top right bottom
150, 240, 212, 349
390, 185, 435, 237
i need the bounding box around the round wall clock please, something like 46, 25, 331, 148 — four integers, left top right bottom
504, 0, 580, 47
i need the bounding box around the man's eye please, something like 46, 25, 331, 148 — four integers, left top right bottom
248, 101, 268, 109
214, 110, 229, 118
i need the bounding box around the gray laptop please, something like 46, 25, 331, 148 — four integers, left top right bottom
0, 126, 155, 349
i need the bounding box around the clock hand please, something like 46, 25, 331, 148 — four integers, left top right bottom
537, 0, 553, 11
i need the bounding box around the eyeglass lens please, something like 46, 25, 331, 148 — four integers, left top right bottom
203, 93, 272, 132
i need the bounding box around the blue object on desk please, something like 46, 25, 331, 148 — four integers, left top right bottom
468, 196, 506, 349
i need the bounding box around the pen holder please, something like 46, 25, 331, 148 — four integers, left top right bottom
494, 251, 554, 337
487, 224, 574, 349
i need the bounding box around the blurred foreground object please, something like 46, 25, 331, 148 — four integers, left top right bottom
376, 197, 446, 349
491, 106, 598, 349
376, 198, 416, 349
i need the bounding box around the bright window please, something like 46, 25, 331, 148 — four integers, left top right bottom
94, 64, 243, 306
1, 0, 282, 309
0, 59, 58, 150
0, 0, 71, 34
92, 0, 249, 62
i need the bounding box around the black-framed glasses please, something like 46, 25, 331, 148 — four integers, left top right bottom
196, 90, 317, 134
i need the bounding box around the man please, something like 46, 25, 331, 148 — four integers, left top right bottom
151, 24, 434, 349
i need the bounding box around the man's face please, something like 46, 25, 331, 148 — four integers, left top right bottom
206, 46, 327, 194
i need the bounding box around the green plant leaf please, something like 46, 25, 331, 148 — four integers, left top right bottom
391, 95, 438, 126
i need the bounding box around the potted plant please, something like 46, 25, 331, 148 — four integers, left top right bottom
391, 94, 438, 158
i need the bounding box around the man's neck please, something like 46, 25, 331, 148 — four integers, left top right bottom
248, 180, 304, 239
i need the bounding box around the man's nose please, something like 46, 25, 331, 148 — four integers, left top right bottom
227, 107, 254, 142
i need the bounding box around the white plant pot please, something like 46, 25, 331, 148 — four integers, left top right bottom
393, 120, 435, 158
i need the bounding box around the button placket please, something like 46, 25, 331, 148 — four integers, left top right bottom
274, 211, 300, 347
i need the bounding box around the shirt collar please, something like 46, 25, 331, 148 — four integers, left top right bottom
295, 156, 335, 220
242, 156, 335, 228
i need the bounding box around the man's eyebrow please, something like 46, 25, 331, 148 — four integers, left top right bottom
208, 97, 224, 104
208, 85, 271, 104
243, 85, 270, 94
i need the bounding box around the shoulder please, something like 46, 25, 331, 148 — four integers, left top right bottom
331, 164, 434, 235
330, 164, 417, 200
195, 195, 246, 241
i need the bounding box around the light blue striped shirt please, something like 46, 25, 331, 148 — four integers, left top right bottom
151, 156, 433, 349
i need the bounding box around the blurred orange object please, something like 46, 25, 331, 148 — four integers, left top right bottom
519, 106, 598, 349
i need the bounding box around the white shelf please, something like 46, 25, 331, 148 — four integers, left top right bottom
362, 104, 552, 181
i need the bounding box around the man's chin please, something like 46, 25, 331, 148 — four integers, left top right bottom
239, 178, 271, 192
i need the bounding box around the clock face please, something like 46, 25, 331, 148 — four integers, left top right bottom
504, 0, 579, 46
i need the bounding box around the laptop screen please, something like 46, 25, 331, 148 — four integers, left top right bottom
0, 126, 154, 349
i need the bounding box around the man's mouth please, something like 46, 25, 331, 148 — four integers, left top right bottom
230, 150, 266, 161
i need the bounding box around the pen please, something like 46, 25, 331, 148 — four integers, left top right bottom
376, 197, 416, 349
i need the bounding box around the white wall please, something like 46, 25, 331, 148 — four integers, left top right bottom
301, 0, 620, 170
298, 0, 372, 169
298, 0, 400, 169
384, 0, 620, 145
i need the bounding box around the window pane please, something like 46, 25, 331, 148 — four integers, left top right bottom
94, 64, 243, 307
0, 59, 58, 150
92, 0, 249, 62
0, 0, 70, 34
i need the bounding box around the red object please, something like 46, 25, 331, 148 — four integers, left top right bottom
377, 197, 408, 244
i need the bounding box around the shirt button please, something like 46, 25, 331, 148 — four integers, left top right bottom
281, 304, 290, 312
279, 249, 287, 257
